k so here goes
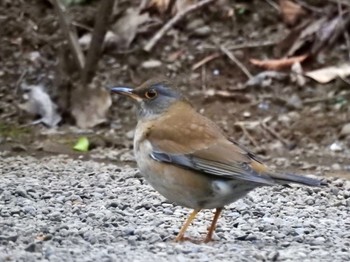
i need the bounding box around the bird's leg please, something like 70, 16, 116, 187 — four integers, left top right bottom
175, 209, 201, 242
204, 207, 223, 243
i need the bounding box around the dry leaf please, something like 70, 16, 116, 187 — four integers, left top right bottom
279, 0, 306, 26
147, 0, 171, 14
111, 8, 150, 49
71, 83, 112, 129
19, 84, 62, 127
305, 64, 350, 83
173, 0, 196, 14
167, 49, 185, 62
250, 55, 308, 70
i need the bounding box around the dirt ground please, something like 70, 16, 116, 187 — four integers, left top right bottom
1, 0, 349, 177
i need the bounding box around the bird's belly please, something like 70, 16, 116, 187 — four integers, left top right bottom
134, 140, 256, 209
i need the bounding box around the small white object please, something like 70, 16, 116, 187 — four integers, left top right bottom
213, 69, 220, 76
19, 84, 61, 127
242, 111, 251, 118
141, 60, 162, 69
329, 142, 343, 152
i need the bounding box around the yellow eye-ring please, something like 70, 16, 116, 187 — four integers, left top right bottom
145, 89, 157, 99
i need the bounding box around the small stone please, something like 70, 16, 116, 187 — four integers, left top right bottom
267, 251, 279, 261
15, 187, 29, 198
23, 205, 37, 215
332, 163, 342, 170
340, 123, 350, 136
311, 236, 326, 245
49, 211, 61, 221
10, 207, 21, 215
193, 26, 211, 36
242, 111, 251, 118
329, 142, 343, 152
141, 60, 162, 69
126, 129, 134, 140
0, 234, 18, 242
287, 94, 303, 109
186, 18, 205, 30
24, 243, 37, 252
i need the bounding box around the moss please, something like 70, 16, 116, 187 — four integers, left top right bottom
0, 122, 32, 139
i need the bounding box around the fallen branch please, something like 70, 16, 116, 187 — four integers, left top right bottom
237, 123, 260, 148
144, 0, 216, 52
260, 122, 289, 147
192, 53, 220, 70
81, 0, 115, 85
52, 0, 85, 71
220, 45, 253, 80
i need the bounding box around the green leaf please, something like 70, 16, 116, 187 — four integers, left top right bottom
73, 137, 89, 152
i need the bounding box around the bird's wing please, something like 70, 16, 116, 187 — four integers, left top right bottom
148, 103, 321, 186
147, 105, 276, 185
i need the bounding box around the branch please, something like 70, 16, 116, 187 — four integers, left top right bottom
52, 0, 85, 71
81, 0, 115, 85
220, 45, 253, 80
144, 0, 216, 52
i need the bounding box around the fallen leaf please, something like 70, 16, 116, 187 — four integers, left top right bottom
250, 55, 308, 70
279, 0, 306, 26
305, 64, 350, 83
172, 0, 196, 15
19, 84, 61, 128
71, 82, 112, 129
279, 12, 350, 57
167, 49, 185, 62
146, 0, 171, 14
111, 8, 150, 49
73, 137, 89, 152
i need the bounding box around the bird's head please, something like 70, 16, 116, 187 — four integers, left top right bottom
110, 79, 186, 118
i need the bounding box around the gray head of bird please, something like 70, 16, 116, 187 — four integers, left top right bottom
110, 79, 187, 118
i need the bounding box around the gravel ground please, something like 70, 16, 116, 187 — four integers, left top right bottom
0, 153, 350, 262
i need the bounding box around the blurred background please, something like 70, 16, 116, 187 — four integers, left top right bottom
0, 0, 349, 178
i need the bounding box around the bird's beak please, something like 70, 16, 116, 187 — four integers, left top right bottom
110, 86, 141, 102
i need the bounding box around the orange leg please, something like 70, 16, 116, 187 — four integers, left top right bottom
175, 209, 201, 242
204, 208, 223, 243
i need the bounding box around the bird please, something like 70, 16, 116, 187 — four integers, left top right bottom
110, 78, 322, 243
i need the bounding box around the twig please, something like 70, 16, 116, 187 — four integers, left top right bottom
237, 123, 260, 148
260, 122, 289, 146
201, 65, 207, 91
227, 41, 277, 51
220, 45, 253, 80
52, 0, 85, 71
328, 0, 350, 7
337, 0, 350, 60
304, 91, 350, 104
144, 0, 216, 52
295, 0, 324, 13
192, 41, 277, 70
81, 0, 115, 85
15, 70, 27, 93
192, 53, 220, 70
203, 40, 277, 51
264, 0, 280, 12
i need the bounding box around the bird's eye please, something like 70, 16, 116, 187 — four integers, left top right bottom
145, 89, 157, 99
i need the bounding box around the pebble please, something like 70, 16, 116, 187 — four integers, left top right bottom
141, 60, 162, 69
340, 123, 350, 136
0, 155, 349, 261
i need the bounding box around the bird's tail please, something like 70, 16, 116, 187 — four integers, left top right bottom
271, 172, 325, 186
